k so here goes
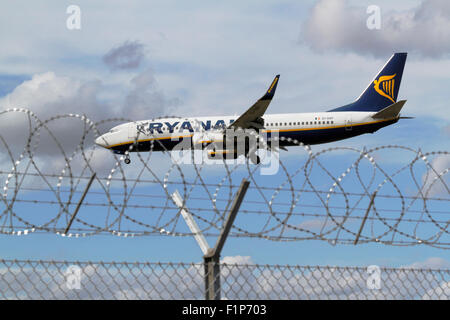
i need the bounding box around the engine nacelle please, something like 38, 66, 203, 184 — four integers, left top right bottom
193, 129, 265, 161
192, 131, 224, 147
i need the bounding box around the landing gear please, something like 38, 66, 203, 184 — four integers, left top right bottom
247, 148, 261, 165
124, 156, 131, 164
250, 155, 261, 165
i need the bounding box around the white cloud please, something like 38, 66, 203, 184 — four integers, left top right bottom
0, 65, 179, 164
222, 255, 253, 265
0, 73, 106, 161
405, 257, 450, 269
302, 0, 450, 58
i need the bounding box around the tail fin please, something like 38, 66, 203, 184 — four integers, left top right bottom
329, 53, 407, 112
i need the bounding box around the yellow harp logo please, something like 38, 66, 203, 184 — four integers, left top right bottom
373, 74, 396, 103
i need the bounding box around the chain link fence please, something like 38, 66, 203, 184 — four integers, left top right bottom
0, 259, 448, 300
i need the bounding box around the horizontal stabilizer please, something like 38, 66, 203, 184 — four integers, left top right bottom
372, 100, 406, 119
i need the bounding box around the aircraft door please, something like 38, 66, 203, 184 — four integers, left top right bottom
345, 116, 352, 131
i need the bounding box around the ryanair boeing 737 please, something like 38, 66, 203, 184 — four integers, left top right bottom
95, 53, 409, 164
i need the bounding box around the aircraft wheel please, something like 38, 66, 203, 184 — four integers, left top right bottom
250, 155, 261, 165
124, 157, 131, 164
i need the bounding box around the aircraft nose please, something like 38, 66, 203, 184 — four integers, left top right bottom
95, 135, 108, 148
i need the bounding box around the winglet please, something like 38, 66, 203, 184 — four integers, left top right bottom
261, 75, 280, 100
228, 74, 280, 130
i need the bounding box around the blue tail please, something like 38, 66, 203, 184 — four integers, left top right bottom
329, 53, 407, 112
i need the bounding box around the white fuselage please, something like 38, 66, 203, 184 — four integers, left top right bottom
95, 111, 396, 153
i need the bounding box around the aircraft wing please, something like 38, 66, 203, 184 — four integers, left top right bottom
228, 75, 280, 130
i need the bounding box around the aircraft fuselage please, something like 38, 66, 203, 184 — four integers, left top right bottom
95, 111, 398, 154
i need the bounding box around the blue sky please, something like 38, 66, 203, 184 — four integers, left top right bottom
0, 0, 449, 269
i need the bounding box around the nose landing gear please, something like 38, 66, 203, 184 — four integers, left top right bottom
112, 150, 131, 164
124, 152, 131, 164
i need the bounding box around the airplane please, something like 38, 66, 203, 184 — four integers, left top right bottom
95, 52, 409, 164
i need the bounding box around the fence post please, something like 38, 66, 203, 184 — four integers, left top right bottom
64, 173, 96, 234
203, 179, 250, 300
172, 178, 250, 300
354, 191, 377, 245
203, 251, 221, 300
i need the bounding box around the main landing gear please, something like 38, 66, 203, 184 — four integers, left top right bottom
251, 155, 261, 165
124, 153, 131, 164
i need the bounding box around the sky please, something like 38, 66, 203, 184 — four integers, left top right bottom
0, 0, 449, 273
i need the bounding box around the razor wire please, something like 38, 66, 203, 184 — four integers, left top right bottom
0, 108, 449, 248
0, 259, 448, 300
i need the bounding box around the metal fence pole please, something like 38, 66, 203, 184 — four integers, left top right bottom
203, 253, 221, 300
203, 179, 250, 300
354, 191, 377, 245
64, 173, 96, 234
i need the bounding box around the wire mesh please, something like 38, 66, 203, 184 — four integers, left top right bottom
0, 259, 448, 300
